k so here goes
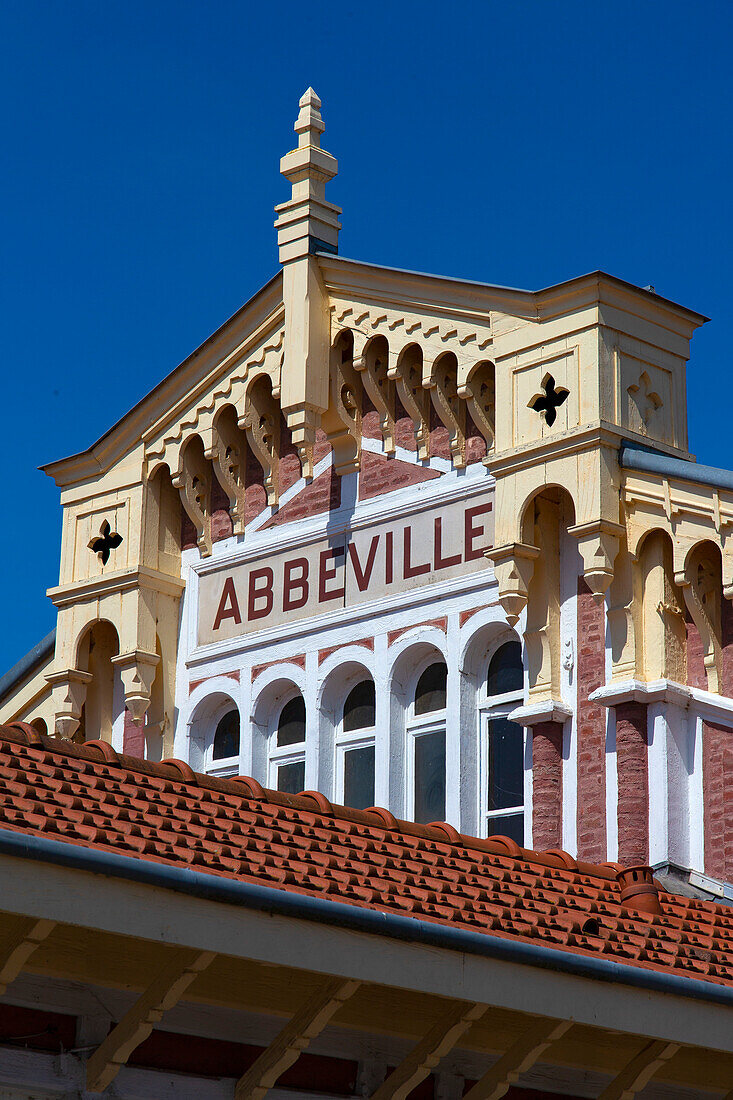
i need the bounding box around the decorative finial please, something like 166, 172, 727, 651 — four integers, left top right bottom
274, 88, 341, 263
295, 88, 325, 148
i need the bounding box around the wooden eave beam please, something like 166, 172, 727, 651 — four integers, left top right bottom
86, 948, 215, 1093
462, 1018, 573, 1100
597, 1039, 681, 1100
371, 1001, 488, 1100
0, 917, 56, 995
235, 977, 360, 1100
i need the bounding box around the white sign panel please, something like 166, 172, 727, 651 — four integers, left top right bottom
198, 491, 494, 646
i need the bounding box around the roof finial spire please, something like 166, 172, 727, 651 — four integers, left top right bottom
274, 88, 341, 263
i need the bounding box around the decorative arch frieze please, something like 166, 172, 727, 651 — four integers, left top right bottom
172, 437, 212, 557
389, 343, 431, 461
353, 334, 396, 457
240, 374, 281, 506
425, 351, 466, 468
321, 330, 363, 475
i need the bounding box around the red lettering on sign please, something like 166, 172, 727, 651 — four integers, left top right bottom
348, 535, 380, 592
465, 502, 493, 561
283, 557, 309, 611
248, 567, 274, 620
319, 546, 346, 602
385, 530, 394, 585
212, 576, 242, 631
434, 516, 462, 570
403, 526, 430, 579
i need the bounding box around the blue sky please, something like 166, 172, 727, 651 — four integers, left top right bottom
1, 0, 732, 672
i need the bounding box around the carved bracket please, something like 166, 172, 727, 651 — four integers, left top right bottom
353, 334, 396, 457
208, 412, 247, 535
427, 354, 466, 469
322, 338, 362, 475
389, 347, 430, 460
46, 669, 93, 740
172, 444, 212, 557
485, 542, 540, 626
569, 520, 624, 602
111, 649, 160, 724
458, 361, 494, 461
240, 376, 281, 506
675, 551, 723, 693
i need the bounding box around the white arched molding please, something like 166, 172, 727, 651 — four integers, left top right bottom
317, 648, 376, 804
185, 676, 244, 776
387, 629, 449, 822
459, 610, 524, 837
251, 664, 307, 790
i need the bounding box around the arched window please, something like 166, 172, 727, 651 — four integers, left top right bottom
269, 695, 306, 793
407, 661, 447, 824
336, 679, 375, 810
207, 708, 240, 777
480, 641, 525, 844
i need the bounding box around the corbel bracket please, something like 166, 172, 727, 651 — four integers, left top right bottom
568, 519, 624, 602
485, 542, 540, 626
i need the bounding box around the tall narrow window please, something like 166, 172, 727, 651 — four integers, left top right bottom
270, 695, 306, 793
480, 641, 525, 844
336, 679, 376, 809
207, 709, 240, 777
407, 661, 447, 824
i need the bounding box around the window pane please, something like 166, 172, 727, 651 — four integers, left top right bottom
277, 696, 306, 746
487, 641, 523, 697
487, 717, 524, 810
343, 745, 375, 809
213, 709, 239, 760
414, 663, 447, 715
414, 730, 445, 823
277, 760, 305, 794
343, 680, 375, 732
487, 812, 524, 846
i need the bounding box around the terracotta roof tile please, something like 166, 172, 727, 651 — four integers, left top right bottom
0, 723, 732, 985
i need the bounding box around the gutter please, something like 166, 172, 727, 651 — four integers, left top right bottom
620, 441, 733, 494
1, 828, 732, 1010
0, 629, 55, 706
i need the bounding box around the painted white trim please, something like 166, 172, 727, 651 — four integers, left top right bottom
509, 700, 573, 726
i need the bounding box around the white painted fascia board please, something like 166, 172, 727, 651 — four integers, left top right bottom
689, 870, 733, 901
509, 699, 573, 726
1, 852, 732, 1055
589, 679, 733, 725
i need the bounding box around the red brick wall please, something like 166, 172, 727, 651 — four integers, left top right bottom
576, 579, 607, 863
703, 720, 733, 880
615, 701, 649, 865
358, 451, 440, 501
211, 474, 233, 543
123, 709, 145, 758
264, 467, 341, 527
532, 721, 563, 850
465, 411, 487, 465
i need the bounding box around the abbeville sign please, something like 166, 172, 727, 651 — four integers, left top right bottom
198, 491, 494, 645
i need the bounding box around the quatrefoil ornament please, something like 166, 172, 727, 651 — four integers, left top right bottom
89, 520, 123, 565
528, 373, 570, 427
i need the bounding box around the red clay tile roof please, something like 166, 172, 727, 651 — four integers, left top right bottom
1, 722, 733, 987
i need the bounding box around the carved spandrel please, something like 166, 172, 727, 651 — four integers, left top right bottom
389, 345, 430, 461
459, 361, 495, 459
353, 334, 396, 457
210, 409, 247, 535
676, 546, 723, 693
322, 334, 362, 475
427, 353, 466, 469
240, 376, 280, 507
172, 441, 212, 557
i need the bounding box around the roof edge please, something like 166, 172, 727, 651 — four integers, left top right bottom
41, 270, 284, 485
0, 824, 730, 1010
0, 630, 56, 706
